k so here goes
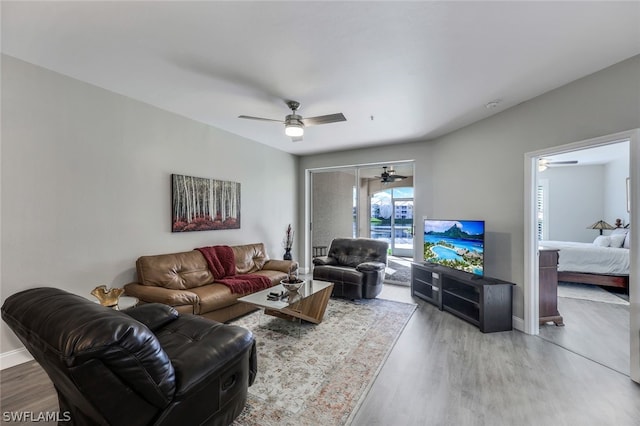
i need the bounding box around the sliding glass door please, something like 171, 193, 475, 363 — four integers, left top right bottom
310, 162, 415, 260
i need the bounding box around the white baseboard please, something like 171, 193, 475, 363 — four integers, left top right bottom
0, 348, 33, 370
512, 315, 525, 332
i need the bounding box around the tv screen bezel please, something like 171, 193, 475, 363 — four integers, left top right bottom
423, 219, 485, 277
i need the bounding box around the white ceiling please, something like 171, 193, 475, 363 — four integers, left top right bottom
2, 1, 639, 156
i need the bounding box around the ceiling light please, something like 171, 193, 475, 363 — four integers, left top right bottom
284, 117, 304, 137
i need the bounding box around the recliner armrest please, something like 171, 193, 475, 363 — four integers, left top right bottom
312, 256, 337, 266
356, 261, 386, 272
123, 303, 179, 332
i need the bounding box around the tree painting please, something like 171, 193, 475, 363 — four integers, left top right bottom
172, 174, 241, 232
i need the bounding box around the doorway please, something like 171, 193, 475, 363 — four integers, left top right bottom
524, 129, 640, 383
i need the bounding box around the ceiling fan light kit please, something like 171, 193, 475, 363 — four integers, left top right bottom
284, 115, 304, 137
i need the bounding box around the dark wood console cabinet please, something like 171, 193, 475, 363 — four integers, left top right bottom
538, 248, 563, 326
411, 262, 514, 333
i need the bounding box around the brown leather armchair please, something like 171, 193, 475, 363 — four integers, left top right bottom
312, 238, 388, 299
1, 287, 256, 426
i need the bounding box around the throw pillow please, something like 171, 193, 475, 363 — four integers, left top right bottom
623, 232, 630, 249
609, 233, 626, 248
593, 236, 610, 247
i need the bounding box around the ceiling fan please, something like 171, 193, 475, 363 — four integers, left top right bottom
238, 100, 346, 142
377, 166, 407, 183
538, 158, 578, 171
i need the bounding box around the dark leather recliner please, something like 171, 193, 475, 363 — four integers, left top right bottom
1, 287, 257, 426
312, 238, 388, 299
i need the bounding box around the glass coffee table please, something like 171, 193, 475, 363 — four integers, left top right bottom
238, 279, 334, 324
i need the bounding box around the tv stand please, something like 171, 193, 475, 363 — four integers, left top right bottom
411, 262, 514, 333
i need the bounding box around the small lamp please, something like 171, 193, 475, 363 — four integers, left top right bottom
587, 220, 615, 235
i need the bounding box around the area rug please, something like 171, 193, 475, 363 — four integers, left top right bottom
558, 282, 629, 305
230, 297, 417, 426
384, 256, 411, 286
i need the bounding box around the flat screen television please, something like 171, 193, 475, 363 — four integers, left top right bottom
423, 219, 485, 276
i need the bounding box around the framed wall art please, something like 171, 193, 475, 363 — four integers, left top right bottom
172, 174, 241, 232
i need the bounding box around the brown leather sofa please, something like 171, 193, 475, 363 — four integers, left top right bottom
125, 243, 298, 322
2, 287, 256, 426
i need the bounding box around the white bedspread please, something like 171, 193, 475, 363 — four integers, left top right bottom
539, 240, 630, 275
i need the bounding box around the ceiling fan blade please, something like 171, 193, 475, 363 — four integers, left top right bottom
302, 113, 346, 126
238, 115, 284, 123
548, 160, 578, 165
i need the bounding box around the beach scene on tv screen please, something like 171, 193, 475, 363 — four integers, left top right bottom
424, 220, 484, 275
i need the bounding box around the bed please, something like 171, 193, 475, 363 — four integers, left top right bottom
539, 229, 630, 290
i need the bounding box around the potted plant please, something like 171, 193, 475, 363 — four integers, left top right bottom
282, 224, 294, 260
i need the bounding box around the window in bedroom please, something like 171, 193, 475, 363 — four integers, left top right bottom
537, 179, 549, 240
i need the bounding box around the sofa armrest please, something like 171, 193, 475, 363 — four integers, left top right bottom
356, 261, 386, 272
124, 283, 199, 308
312, 256, 337, 266
123, 303, 180, 332
263, 259, 298, 274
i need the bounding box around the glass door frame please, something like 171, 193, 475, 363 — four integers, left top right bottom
391, 197, 414, 257
306, 161, 415, 272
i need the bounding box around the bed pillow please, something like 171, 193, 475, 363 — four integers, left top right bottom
609, 233, 626, 248
623, 232, 630, 249
610, 228, 628, 235
593, 236, 610, 247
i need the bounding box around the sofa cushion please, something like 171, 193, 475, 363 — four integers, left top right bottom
137, 250, 214, 290
252, 269, 288, 287
189, 284, 238, 314
232, 243, 268, 274
155, 315, 255, 397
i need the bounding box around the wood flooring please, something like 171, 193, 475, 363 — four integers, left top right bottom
538, 295, 629, 375
2, 284, 639, 426
352, 286, 640, 426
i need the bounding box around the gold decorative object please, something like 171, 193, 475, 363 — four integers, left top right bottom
91, 285, 124, 307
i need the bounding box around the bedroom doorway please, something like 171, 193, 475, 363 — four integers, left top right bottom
524, 129, 640, 383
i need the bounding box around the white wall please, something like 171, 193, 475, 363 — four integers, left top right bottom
541, 165, 605, 242
539, 140, 630, 242
0, 55, 298, 363
300, 54, 640, 321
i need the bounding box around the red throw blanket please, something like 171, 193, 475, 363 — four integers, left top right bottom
196, 245, 272, 294
216, 274, 272, 295
196, 245, 236, 279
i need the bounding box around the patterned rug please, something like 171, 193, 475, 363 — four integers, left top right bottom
230, 297, 416, 426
